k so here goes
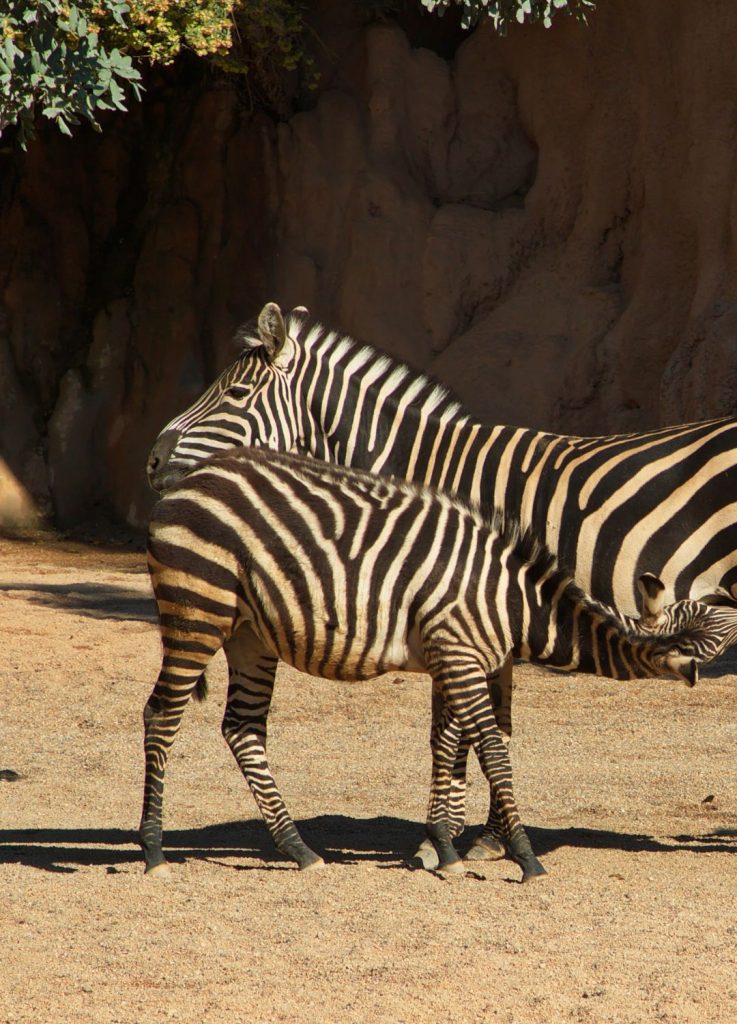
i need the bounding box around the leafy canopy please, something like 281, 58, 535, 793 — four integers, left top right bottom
1, 0, 596, 145
0, 0, 317, 143
420, 0, 594, 31
0, 0, 143, 146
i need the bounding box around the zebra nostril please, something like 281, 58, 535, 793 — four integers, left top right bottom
149, 455, 160, 472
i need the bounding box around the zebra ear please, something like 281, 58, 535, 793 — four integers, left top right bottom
257, 302, 287, 360
289, 305, 309, 333
637, 572, 666, 620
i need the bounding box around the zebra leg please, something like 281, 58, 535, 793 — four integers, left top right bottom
414, 688, 466, 873
466, 657, 514, 862
431, 655, 545, 883
140, 668, 213, 877
141, 535, 239, 876
222, 628, 324, 871
417, 660, 513, 867
439, 682, 473, 842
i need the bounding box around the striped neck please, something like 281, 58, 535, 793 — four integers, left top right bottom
508, 552, 681, 681
296, 324, 486, 487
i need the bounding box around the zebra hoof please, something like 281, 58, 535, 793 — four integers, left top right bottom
464, 837, 506, 862
437, 857, 466, 877
298, 851, 325, 871
520, 861, 547, 883
145, 861, 172, 879
410, 837, 440, 871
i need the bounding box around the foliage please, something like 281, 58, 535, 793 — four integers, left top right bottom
99, 0, 237, 65
419, 0, 595, 31
0, 0, 143, 147
216, 1, 318, 113
0, 0, 317, 141
1, 0, 596, 145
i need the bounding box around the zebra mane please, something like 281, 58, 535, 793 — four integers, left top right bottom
437, 494, 640, 638
232, 308, 466, 420
233, 316, 261, 350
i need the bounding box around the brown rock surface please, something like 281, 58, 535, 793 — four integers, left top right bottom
2, 1, 737, 529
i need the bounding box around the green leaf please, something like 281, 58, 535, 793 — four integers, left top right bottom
108, 77, 124, 107
65, 6, 79, 34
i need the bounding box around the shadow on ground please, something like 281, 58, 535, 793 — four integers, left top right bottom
0, 582, 155, 622
1, 816, 735, 875
700, 647, 737, 677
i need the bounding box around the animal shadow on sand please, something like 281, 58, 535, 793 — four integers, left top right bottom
1, 815, 735, 876
0, 581, 155, 623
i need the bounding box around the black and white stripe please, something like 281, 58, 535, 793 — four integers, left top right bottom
146, 302, 737, 859
140, 448, 733, 880
147, 304, 737, 620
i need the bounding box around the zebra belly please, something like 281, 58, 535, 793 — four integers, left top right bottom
246, 607, 427, 681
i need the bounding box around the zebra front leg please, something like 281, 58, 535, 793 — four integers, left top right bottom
414, 689, 467, 873
431, 652, 545, 883
222, 629, 323, 870
420, 660, 513, 866
466, 657, 514, 863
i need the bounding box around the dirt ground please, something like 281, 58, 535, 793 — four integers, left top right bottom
1, 537, 736, 1024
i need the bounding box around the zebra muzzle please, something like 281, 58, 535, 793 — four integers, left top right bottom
664, 653, 698, 687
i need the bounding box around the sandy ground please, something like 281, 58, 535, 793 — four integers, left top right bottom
1, 536, 736, 1024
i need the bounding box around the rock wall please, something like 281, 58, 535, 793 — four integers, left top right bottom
2, 0, 737, 532
1, 72, 277, 530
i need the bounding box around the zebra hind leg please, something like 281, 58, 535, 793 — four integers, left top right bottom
222, 629, 324, 871
140, 663, 216, 877
141, 542, 238, 876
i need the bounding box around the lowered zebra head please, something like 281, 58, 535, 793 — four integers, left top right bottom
635, 572, 737, 664
147, 303, 309, 492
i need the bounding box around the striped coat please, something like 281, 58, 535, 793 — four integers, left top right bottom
146, 303, 737, 858
148, 304, 737, 617
140, 448, 732, 880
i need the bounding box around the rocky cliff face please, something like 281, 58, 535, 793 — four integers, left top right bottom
2, 0, 737, 532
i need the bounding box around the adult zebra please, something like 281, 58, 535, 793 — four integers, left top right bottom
148, 302, 737, 615
147, 302, 737, 859
141, 446, 730, 881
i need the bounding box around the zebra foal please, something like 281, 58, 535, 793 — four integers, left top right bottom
140, 448, 712, 882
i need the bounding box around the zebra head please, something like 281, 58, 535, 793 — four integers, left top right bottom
149, 300, 469, 495
147, 303, 309, 492
635, 572, 737, 663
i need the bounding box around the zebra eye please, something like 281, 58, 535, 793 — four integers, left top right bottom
226, 383, 253, 398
